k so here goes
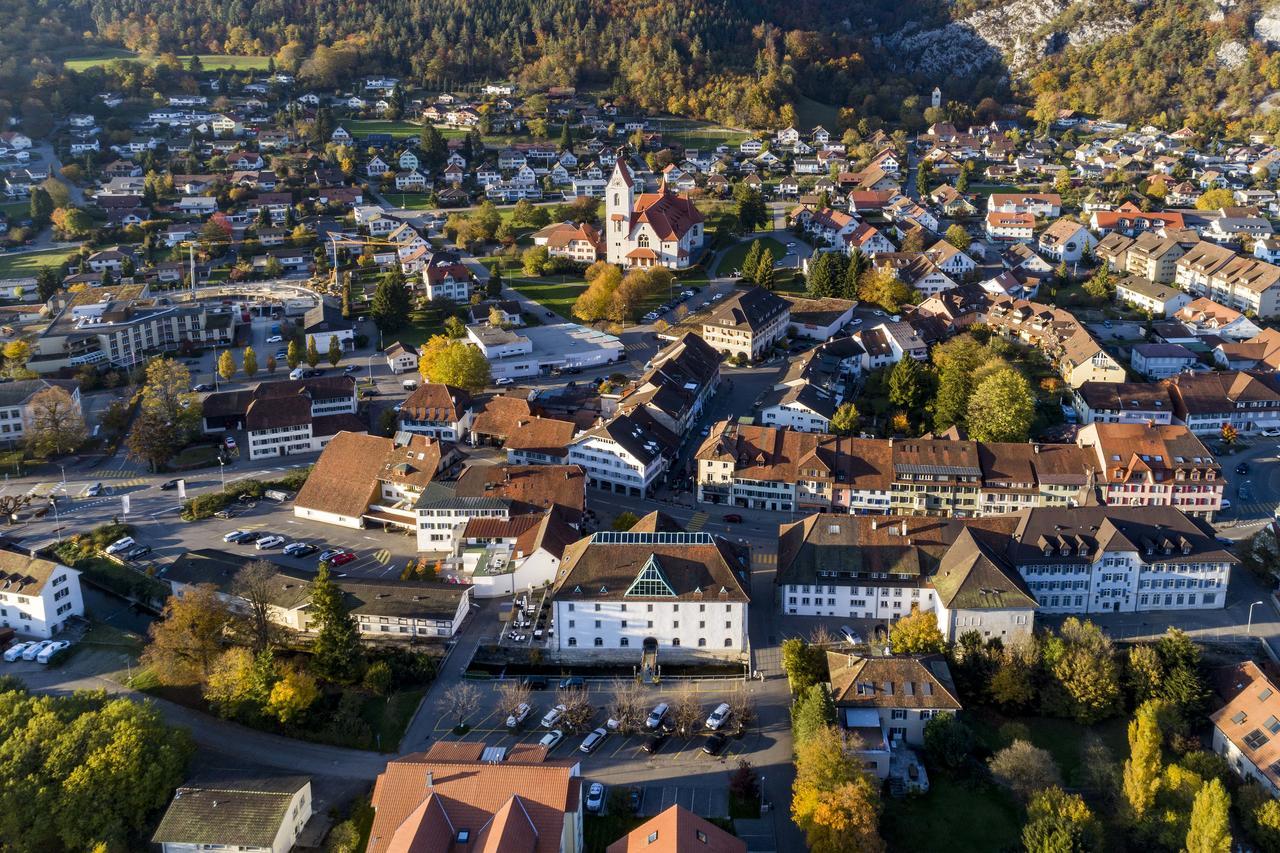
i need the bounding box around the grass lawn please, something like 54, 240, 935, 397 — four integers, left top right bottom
713, 236, 786, 277
0, 201, 28, 219
361, 688, 426, 752
63, 51, 270, 72
169, 444, 222, 469
0, 246, 78, 280
511, 275, 589, 320
344, 119, 423, 138
382, 192, 436, 210
968, 711, 1129, 786
584, 814, 646, 853
881, 772, 1022, 852
967, 183, 1026, 198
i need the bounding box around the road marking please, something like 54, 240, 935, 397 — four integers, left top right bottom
686, 511, 708, 532
754, 552, 777, 566
374, 548, 392, 564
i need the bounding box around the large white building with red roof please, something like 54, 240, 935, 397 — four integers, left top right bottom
605, 155, 704, 269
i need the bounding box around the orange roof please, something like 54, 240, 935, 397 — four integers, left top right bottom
626, 247, 659, 260
631, 188, 704, 241
606, 805, 745, 853
1211, 661, 1280, 791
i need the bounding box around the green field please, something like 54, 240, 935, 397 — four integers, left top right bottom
793, 95, 840, 131
510, 276, 589, 320
649, 118, 752, 150
881, 773, 1021, 852
63, 50, 270, 72
0, 201, 28, 219
382, 192, 436, 210
345, 119, 423, 139
0, 247, 78, 280
714, 236, 787, 276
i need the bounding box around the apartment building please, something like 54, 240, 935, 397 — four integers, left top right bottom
614, 333, 720, 437
397, 383, 474, 442
1076, 423, 1223, 518
700, 286, 791, 360
0, 379, 83, 447
1072, 381, 1175, 424
1115, 276, 1193, 317
202, 376, 362, 461
1175, 242, 1280, 318
1164, 370, 1280, 435
0, 549, 84, 639
1122, 231, 1194, 283
566, 410, 677, 497
985, 298, 1126, 388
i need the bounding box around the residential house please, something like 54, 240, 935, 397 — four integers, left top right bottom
1037, 218, 1098, 262
1164, 370, 1280, 435
1072, 381, 1174, 424
1131, 343, 1199, 379
700, 286, 791, 360
1077, 422, 1222, 518
0, 549, 83, 638
384, 341, 419, 374
1115, 276, 1194, 317
397, 383, 474, 442
606, 805, 745, 853
1209, 661, 1280, 797
152, 775, 313, 853
201, 376, 362, 461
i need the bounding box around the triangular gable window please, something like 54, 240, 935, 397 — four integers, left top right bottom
625, 555, 677, 598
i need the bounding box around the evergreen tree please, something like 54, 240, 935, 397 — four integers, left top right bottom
756, 249, 776, 290
741, 241, 762, 282
370, 270, 411, 332
309, 563, 362, 682
888, 355, 928, 414
28, 187, 52, 227
806, 253, 836, 298
559, 121, 572, 150
843, 250, 869, 300
327, 334, 342, 366
419, 124, 448, 171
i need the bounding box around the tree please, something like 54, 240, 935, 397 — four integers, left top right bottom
967, 367, 1034, 442
1195, 188, 1235, 210
793, 726, 883, 853
607, 678, 646, 733
889, 605, 945, 654
497, 680, 534, 719
923, 714, 974, 770
990, 645, 1038, 711
327, 334, 342, 366
781, 637, 827, 693
218, 349, 237, 381
829, 402, 861, 436
286, 339, 302, 369
671, 682, 703, 736
573, 264, 622, 322
741, 241, 762, 282
729, 759, 759, 804
556, 685, 595, 731
1044, 618, 1121, 724
418, 335, 491, 390
1185, 778, 1231, 853
310, 563, 362, 682
1126, 644, 1164, 705
1083, 265, 1114, 300
419, 124, 448, 171
36, 267, 59, 302
232, 560, 289, 652
806, 252, 841, 298
888, 355, 928, 416
756, 249, 776, 290
126, 358, 201, 472
1022, 787, 1103, 853
734, 185, 767, 232
792, 682, 836, 745
438, 682, 481, 730
28, 187, 52, 227
266, 355, 277, 374
611, 511, 640, 531
204, 647, 270, 717
989, 740, 1062, 803
305, 337, 320, 368
1123, 701, 1164, 821
141, 583, 231, 685
26, 386, 86, 457
242, 346, 258, 378
944, 224, 971, 251
370, 270, 411, 333
857, 268, 913, 313
50, 206, 93, 238
266, 666, 320, 724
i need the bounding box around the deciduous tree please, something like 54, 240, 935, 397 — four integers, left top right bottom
218, 349, 237, 381
327, 334, 342, 366
944, 224, 971, 251
305, 337, 320, 368
242, 346, 258, 378
1185, 778, 1231, 853
989, 740, 1062, 803
26, 386, 87, 457
232, 560, 289, 651
1021, 786, 1103, 853
967, 367, 1034, 442
438, 682, 481, 730
266, 666, 320, 724
1123, 701, 1164, 821
141, 583, 231, 685
417, 335, 491, 390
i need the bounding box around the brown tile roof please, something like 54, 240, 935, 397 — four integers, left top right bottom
827, 652, 962, 710
502, 415, 578, 457
368, 745, 580, 853
245, 394, 312, 430
0, 548, 73, 596
455, 464, 586, 523
606, 805, 746, 853
293, 431, 387, 519
401, 383, 472, 424
1164, 370, 1280, 414
1077, 423, 1218, 484
551, 528, 749, 603
1210, 661, 1280, 790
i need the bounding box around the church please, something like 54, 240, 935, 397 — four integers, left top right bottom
605, 155, 705, 269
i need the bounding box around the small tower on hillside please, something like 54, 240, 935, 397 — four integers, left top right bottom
605, 152, 635, 265
931, 87, 942, 110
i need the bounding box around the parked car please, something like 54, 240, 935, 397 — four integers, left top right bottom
840, 625, 862, 646
159, 479, 180, 491
224, 435, 237, 450
83, 482, 104, 497
585, 782, 605, 813
541, 704, 567, 728
628, 787, 642, 813
506, 702, 533, 729
4, 642, 33, 662
642, 732, 668, 754
1263, 427, 1280, 437
344, 365, 359, 374
104, 536, 135, 554
192, 383, 214, 392
702, 732, 728, 755
223, 530, 254, 543
126, 544, 152, 560
22, 640, 53, 661
522, 675, 549, 690
266, 335, 284, 344
579, 727, 608, 754
496, 377, 513, 386
1236, 462, 1251, 475
318, 548, 345, 562
705, 702, 732, 731
538, 729, 564, 749
330, 551, 357, 566
303, 369, 323, 378
36, 640, 70, 664
559, 676, 585, 689
645, 702, 670, 730
283, 542, 317, 558
275, 349, 288, 361
255, 534, 286, 549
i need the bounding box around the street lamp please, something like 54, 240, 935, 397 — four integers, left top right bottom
1249, 600, 1266, 635
218, 458, 226, 493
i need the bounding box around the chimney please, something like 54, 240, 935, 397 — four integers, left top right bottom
1033, 444, 1041, 454
900, 520, 907, 537
871, 519, 879, 530
426, 771, 434, 789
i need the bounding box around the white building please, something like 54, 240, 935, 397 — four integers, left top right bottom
396, 383, 473, 442
153, 775, 313, 853
467, 323, 624, 381
0, 379, 82, 448
567, 412, 676, 498
1210, 661, 1280, 797
550, 521, 750, 660
604, 156, 705, 269
0, 549, 83, 639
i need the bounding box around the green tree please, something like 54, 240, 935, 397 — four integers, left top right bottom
419, 123, 448, 171
1185, 778, 1231, 853
126, 358, 202, 471
806, 252, 840, 298
756, 249, 776, 290
1083, 265, 1114, 300
792, 682, 836, 745
327, 335, 342, 366
310, 563, 362, 682
741, 241, 762, 282
1195, 188, 1235, 210
843, 249, 869, 300
611, 511, 640, 531
306, 337, 320, 368
989, 740, 1062, 803
417, 335, 491, 390
888, 355, 928, 416
944, 223, 971, 251
1021, 787, 1103, 853
28, 187, 52, 227
923, 714, 975, 770
734, 184, 767, 232
888, 605, 945, 654
242, 346, 258, 378
286, 339, 302, 369
370, 271, 411, 333
967, 367, 1034, 442
36, 267, 60, 302
218, 349, 236, 381
1123, 701, 1164, 821
522, 245, 550, 276
829, 402, 861, 436
1045, 618, 1121, 724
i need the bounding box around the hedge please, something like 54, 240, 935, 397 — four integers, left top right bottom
180, 466, 312, 521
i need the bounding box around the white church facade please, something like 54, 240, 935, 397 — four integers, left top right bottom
605, 156, 705, 270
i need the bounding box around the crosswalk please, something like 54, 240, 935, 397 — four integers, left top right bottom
624, 342, 649, 353
753, 552, 777, 566
1234, 501, 1278, 518
686, 511, 708, 531
373, 548, 392, 565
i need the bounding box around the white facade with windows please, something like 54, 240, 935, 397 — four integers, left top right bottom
555, 595, 746, 653
782, 581, 935, 620
1016, 548, 1230, 614
0, 555, 83, 639
567, 433, 666, 497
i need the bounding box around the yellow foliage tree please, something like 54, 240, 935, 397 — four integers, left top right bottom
888, 605, 945, 655
266, 666, 320, 724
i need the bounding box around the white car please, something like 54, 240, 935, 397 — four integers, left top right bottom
645, 702, 670, 730
1262, 427, 1280, 437
22, 640, 53, 661
506, 702, 532, 728
579, 727, 608, 754
496, 377, 513, 386
223, 529, 250, 543
266, 335, 284, 343
3, 642, 32, 662
705, 702, 732, 731
255, 534, 286, 550
105, 536, 135, 555
539, 729, 564, 749
585, 782, 605, 813
540, 703, 567, 728
36, 641, 70, 664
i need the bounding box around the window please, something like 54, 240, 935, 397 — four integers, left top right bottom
620, 637, 629, 647
648, 832, 659, 843
1244, 728, 1270, 750
698, 638, 706, 647
594, 637, 604, 647
568, 637, 577, 646
891, 709, 907, 720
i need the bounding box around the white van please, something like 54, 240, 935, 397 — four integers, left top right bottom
402, 379, 418, 391
289, 367, 306, 380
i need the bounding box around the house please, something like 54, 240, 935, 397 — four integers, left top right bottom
0, 549, 83, 638
1037, 218, 1098, 262
985, 211, 1035, 243
1076, 423, 1223, 518
827, 652, 961, 781
1174, 297, 1264, 340
784, 295, 857, 341
384, 341, 419, 374
1210, 661, 1280, 797
422, 252, 475, 302
605, 157, 704, 269
1131, 343, 1199, 379
759, 383, 838, 433
455, 463, 587, 528
550, 511, 750, 659
397, 383, 474, 442
1164, 370, 1280, 435
616, 333, 722, 437
152, 774, 313, 853
987, 192, 1062, 218
1115, 276, 1193, 317
567, 411, 677, 498
607, 805, 744, 853
0, 379, 83, 448
201, 376, 362, 461
1072, 381, 1174, 424
302, 301, 354, 354
366, 743, 583, 853
700, 286, 791, 360
532, 221, 605, 264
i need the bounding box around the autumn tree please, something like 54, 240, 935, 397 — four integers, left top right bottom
989, 740, 1062, 803
781, 637, 827, 693
218, 349, 237, 381
310, 562, 361, 683
438, 682, 481, 730
857, 268, 913, 313
1123, 700, 1164, 822
1185, 777, 1231, 853
328, 334, 342, 366
242, 346, 258, 378
967, 367, 1035, 442
607, 678, 646, 733
126, 358, 202, 471
286, 339, 302, 369
232, 560, 289, 651
305, 337, 320, 368
793, 725, 884, 853
944, 224, 971, 251
829, 402, 861, 436
1195, 188, 1235, 210
497, 680, 534, 719
555, 685, 595, 732
141, 583, 231, 685
1021, 786, 1104, 853
266, 666, 320, 724
418, 335, 491, 390
26, 386, 87, 457
888, 605, 946, 654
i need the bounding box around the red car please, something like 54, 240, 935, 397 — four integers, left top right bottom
330, 550, 357, 566
723, 513, 744, 523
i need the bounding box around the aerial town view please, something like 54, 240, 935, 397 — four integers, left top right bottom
8, 1, 1280, 851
